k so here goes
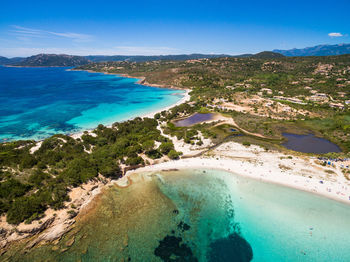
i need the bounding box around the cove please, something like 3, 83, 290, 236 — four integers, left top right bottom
0, 66, 184, 142
3, 168, 350, 261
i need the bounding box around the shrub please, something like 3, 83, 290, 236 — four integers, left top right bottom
159, 142, 174, 155
168, 150, 181, 160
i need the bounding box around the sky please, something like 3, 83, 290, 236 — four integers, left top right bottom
1, 0, 349, 57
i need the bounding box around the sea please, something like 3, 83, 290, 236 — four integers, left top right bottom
0, 66, 184, 142
5, 169, 350, 261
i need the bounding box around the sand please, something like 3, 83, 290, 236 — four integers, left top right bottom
127, 141, 350, 205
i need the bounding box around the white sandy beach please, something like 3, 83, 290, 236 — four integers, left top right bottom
127, 141, 350, 205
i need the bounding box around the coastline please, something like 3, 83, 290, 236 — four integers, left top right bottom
68, 69, 190, 139
2, 140, 350, 252
125, 142, 350, 206
69, 87, 190, 140
127, 158, 350, 206
2, 68, 350, 254
0, 67, 190, 143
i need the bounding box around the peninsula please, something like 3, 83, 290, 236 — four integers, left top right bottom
1, 53, 350, 260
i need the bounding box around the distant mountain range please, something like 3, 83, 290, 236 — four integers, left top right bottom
13, 54, 90, 67
86, 54, 228, 63
1, 43, 349, 66
0, 56, 25, 65
273, 43, 350, 57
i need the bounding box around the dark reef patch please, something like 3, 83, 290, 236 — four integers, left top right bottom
177, 221, 191, 232
154, 235, 198, 262
207, 233, 253, 262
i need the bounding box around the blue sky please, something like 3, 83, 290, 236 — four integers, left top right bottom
1, 0, 349, 57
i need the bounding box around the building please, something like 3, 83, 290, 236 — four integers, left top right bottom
260, 88, 273, 95
273, 96, 306, 105
329, 103, 344, 110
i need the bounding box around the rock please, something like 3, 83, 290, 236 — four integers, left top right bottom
51, 245, 59, 251
65, 237, 75, 247
0, 239, 7, 249
67, 210, 78, 219
0, 228, 7, 237
60, 248, 68, 253
19, 217, 55, 235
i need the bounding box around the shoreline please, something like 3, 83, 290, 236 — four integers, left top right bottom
2, 141, 349, 252
67, 68, 190, 139
127, 155, 350, 206
69, 87, 190, 140
2, 68, 350, 254
1, 68, 190, 143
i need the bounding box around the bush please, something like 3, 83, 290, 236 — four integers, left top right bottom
125, 156, 144, 166
168, 150, 181, 160
159, 142, 174, 155
20, 154, 37, 168
7, 196, 45, 224
99, 161, 122, 179
29, 170, 51, 187
0, 179, 31, 199
146, 149, 162, 159
242, 141, 251, 147
63, 157, 98, 186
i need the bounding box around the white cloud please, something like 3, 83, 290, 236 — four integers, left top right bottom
10, 25, 93, 42
328, 32, 343, 37
0, 46, 183, 57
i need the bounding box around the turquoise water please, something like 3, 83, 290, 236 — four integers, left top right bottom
155, 169, 350, 261
3, 168, 350, 261
0, 66, 183, 141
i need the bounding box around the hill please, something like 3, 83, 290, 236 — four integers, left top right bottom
16, 54, 90, 67
85, 54, 230, 62
273, 43, 350, 57
0, 56, 25, 65
252, 51, 285, 59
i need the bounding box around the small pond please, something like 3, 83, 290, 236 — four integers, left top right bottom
174, 113, 215, 127
282, 133, 341, 154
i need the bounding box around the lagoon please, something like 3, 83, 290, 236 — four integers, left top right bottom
282, 132, 341, 154
174, 113, 215, 127
0, 66, 184, 142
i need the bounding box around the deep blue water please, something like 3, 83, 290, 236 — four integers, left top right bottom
282, 133, 341, 154
0, 66, 183, 141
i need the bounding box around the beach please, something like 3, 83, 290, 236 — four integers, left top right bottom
1, 68, 350, 258
3, 142, 350, 260
126, 141, 350, 205
2, 135, 350, 257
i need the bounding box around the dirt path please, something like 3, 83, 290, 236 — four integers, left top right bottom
214, 117, 270, 139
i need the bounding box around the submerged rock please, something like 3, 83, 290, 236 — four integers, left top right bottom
207, 233, 253, 262
154, 235, 198, 262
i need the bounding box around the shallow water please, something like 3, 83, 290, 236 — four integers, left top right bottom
174, 113, 214, 127
282, 132, 341, 153
4, 169, 350, 261
0, 66, 183, 141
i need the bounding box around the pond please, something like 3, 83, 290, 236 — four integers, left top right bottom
174, 113, 215, 127
282, 133, 341, 154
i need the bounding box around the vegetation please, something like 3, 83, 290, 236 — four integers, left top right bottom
77, 54, 350, 152
0, 118, 181, 224
2, 53, 350, 225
